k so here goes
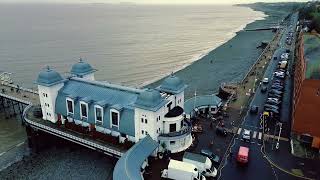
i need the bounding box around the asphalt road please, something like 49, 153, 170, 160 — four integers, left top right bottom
218, 13, 307, 180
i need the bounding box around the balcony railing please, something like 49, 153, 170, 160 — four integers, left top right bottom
159, 120, 192, 138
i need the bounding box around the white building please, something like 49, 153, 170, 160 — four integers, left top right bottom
35, 60, 192, 153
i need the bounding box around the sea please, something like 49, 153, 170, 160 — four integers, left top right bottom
0, 3, 265, 89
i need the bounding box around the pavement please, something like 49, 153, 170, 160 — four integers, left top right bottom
218, 13, 320, 180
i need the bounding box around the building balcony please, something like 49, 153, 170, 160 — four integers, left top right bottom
158, 120, 192, 140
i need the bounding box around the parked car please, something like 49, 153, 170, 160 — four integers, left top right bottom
242, 129, 251, 142
268, 97, 280, 103
271, 86, 284, 91
268, 93, 282, 99
265, 107, 280, 114
250, 105, 259, 114
273, 79, 284, 84
266, 99, 281, 105
262, 78, 269, 84
272, 82, 283, 86
264, 104, 279, 110
200, 149, 220, 164
270, 89, 283, 94
216, 126, 228, 136
274, 73, 285, 79
261, 86, 267, 93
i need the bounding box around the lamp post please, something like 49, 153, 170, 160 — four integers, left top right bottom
276, 123, 283, 150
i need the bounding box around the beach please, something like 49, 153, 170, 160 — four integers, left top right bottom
148, 3, 297, 99
0, 3, 299, 180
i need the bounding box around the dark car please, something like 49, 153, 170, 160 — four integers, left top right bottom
250, 105, 259, 114
268, 93, 282, 99
266, 99, 281, 105
264, 104, 279, 110
273, 79, 284, 84
265, 107, 280, 114
270, 89, 283, 94
271, 85, 283, 90
216, 126, 228, 136
261, 86, 267, 93
272, 82, 283, 86
200, 149, 220, 164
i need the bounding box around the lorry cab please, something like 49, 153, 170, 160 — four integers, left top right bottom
237, 146, 249, 164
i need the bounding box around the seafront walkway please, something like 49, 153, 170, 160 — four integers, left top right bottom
224, 28, 283, 129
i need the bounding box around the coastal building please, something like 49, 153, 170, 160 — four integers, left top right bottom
35, 59, 193, 153
292, 33, 320, 149
184, 94, 222, 118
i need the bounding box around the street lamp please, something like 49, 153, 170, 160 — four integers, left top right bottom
276, 123, 283, 150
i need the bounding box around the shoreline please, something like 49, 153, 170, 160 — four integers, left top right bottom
139, 5, 267, 88
146, 3, 293, 99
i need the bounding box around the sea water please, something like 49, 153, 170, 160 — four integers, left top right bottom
0, 3, 265, 89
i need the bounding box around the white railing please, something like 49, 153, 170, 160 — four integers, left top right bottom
23, 105, 124, 158
0, 92, 32, 105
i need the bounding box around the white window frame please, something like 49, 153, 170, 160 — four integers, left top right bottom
80, 101, 88, 120
66, 98, 74, 115
110, 109, 120, 129
94, 105, 104, 126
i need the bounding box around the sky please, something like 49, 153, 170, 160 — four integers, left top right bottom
0, 0, 309, 4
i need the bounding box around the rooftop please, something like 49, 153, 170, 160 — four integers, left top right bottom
70, 58, 96, 76
303, 33, 320, 79
164, 106, 184, 118
35, 66, 65, 87
183, 152, 207, 163
113, 135, 158, 180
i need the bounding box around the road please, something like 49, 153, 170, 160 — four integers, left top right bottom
218, 13, 318, 180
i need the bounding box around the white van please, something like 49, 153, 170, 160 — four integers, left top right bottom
162, 160, 206, 180
183, 152, 217, 177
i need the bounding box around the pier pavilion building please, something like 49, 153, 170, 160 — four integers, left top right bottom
35, 59, 192, 153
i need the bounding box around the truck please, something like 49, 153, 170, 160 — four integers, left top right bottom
237, 146, 249, 164
162, 160, 206, 180
183, 152, 217, 177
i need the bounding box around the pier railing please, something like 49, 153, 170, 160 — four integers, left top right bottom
23, 105, 124, 158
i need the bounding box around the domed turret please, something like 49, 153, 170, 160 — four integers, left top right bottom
158, 74, 186, 94
70, 58, 96, 80
135, 89, 162, 108
36, 66, 64, 87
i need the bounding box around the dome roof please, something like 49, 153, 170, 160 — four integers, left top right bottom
159, 74, 185, 93
70, 58, 96, 76
135, 89, 162, 108
36, 66, 64, 86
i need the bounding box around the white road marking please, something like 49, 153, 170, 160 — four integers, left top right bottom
253, 131, 257, 139
16, 142, 24, 147
237, 128, 242, 135
258, 132, 263, 140
0, 152, 5, 156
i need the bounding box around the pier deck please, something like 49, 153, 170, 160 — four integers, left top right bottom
0, 83, 39, 105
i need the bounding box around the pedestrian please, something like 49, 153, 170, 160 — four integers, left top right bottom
210, 122, 213, 128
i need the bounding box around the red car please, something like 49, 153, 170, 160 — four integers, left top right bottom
237, 146, 249, 164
